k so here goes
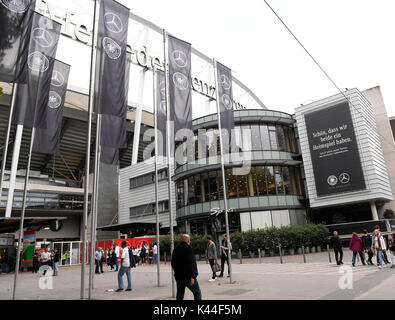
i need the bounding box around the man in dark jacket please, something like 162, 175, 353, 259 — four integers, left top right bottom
361, 229, 373, 265
218, 234, 229, 278
330, 231, 343, 265
171, 234, 202, 300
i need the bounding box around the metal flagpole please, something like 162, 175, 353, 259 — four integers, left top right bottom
80, 0, 99, 300
153, 67, 161, 287
213, 58, 233, 284
0, 83, 18, 205
12, 127, 35, 300
5, 124, 23, 217
162, 29, 175, 297
88, 112, 101, 299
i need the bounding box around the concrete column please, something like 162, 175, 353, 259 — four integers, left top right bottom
370, 200, 379, 220
248, 173, 255, 197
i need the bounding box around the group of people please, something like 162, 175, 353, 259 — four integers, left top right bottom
171, 234, 230, 300
32, 247, 60, 276
330, 225, 395, 269
95, 242, 159, 275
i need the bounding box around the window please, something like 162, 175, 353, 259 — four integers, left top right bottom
250, 125, 261, 151
234, 126, 243, 152
266, 166, 276, 195
201, 173, 209, 202
260, 125, 270, 150
268, 126, 278, 150
274, 166, 284, 194
217, 170, 224, 200
247, 167, 258, 197
188, 176, 195, 204
176, 181, 184, 208
225, 169, 237, 198
241, 125, 252, 151
255, 166, 267, 196
237, 174, 248, 197
208, 171, 218, 201
129, 169, 167, 189
276, 126, 286, 151
195, 175, 202, 203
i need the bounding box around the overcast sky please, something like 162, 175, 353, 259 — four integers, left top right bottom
122, 0, 395, 117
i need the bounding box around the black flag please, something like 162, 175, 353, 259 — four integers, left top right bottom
156, 69, 166, 156
167, 35, 192, 141
94, 0, 130, 165
12, 12, 61, 128
0, 0, 36, 83
33, 60, 70, 155
216, 61, 234, 153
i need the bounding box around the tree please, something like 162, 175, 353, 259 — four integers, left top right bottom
384, 209, 395, 219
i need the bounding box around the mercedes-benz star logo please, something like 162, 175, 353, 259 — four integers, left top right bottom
0, 0, 30, 13
221, 94, 232, 110
32, 28, 54, 48
27, 51, 49, 73
102, 37, 122, 60
51, 70, 64, 87
171, 50, 188, 68
327, 175, 338, 186
220, 74, 231, 90
172, 72, 189, 90
339, 173, 350, 184
104, 12, 123, 33
48, 91, 62, 109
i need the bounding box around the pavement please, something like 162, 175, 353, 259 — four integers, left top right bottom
0, 250, 394, 300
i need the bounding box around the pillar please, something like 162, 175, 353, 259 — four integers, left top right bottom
370, 200, 379, 221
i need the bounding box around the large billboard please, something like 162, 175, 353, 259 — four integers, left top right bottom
304, 101, 366, 197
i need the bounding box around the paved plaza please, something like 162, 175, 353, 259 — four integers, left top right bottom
1, 251, 394, 300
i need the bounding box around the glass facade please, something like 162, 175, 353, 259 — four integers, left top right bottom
176, 166, 304, 209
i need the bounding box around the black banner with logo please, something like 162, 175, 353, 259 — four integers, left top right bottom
12, 12, 61, 128
304, 101, 366, 196
216, 61, 234, 153
0, 0, 36, 83
156, 69, 166, 156
33, 60, 70, 155
94, 0, 129, 166
168, 34, 192, 141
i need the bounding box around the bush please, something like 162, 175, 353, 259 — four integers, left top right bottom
230, 232, 246, 252
384, 209, 395, 219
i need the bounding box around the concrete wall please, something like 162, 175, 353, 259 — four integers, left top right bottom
362, 86, 395, 214
295, 88, 393, 210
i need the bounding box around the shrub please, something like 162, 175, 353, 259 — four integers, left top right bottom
230, 232, 246, 252
244, 230, 259, 252
384, 209, 395, 219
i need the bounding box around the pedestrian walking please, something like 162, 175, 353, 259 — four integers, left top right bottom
374, 225, 390, 264
116, 241, 132, 292
52, 248, 60, 276
114, 244, 120, 271
171, 234, 202, 300
372, 229, 387, 269
218, 234, 230, 278
387, 234, 395, 268
330, 231, 343, 265
32, 249, 39, 273
361, 230, 374, 265
205, 235, 218, 282
349, 232, 365, 267
140, 243, 146, 265
95, 247, 104, 274
40, 248, 51, 275
153, 243, 158, 264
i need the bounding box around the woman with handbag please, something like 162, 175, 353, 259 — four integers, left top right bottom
387, 234, 395, 268
372, 229, 387, 269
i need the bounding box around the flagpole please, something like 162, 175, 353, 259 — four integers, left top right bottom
12, 127, 35, 300
88, 112, 101, 299
162, 29, 175, 298
0, 83, 18, 206
81, 0, 99, 300
213, 58, 233, 284
5, 124, 23, 218
153, 67, 161, 287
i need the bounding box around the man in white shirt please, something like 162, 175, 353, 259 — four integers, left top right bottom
153, 244, 158, 264
114, 244, 120, 271
40, 248, 51, 276
116, 241, 132, 292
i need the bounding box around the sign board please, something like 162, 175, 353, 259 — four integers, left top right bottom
304, 101, 366, 197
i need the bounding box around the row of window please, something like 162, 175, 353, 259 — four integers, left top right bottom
129, 200, 169, 218
176, 166, 304, 208
129, 169, 167, 189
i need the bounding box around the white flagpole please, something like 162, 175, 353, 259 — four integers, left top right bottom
162, 29, 175, 298
5, 124, 23, 218
0, 83, 18, 206
12, 127, 35, 300
213, 58, 233, 284
81, 0, 100, 300
153, 67, 161, 287
88, 112, 101, 299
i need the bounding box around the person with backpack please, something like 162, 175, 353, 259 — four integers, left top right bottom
361, 230, 374, 265
116, 241, 132, 292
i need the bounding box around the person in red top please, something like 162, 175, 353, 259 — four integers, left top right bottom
349, 232, 366, 267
